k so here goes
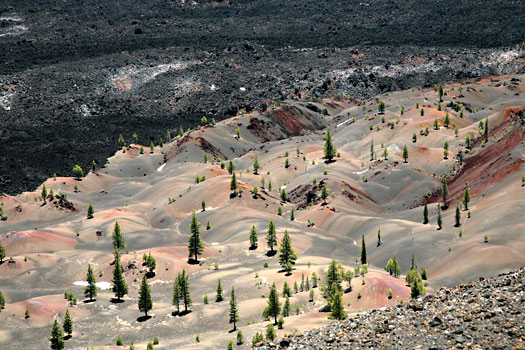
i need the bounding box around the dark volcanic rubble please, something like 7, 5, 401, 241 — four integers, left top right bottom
257, 268, 525, 350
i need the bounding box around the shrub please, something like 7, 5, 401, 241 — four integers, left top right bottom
116, 336, 124, 346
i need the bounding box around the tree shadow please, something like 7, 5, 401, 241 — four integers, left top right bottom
324, 159, 335, 164
136, 315, 152, 322
187, 259, 200, 265
248, 246, 258, 251
146, 271, 156, 279
110, 298, 125, 304
83, 299, 96, 304
266, 251, 277, 257
228, 328, 237, 334
64, 335, 72, 341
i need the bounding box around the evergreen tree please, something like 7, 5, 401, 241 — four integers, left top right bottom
323, 259, 342, 301
442, 176, 448, 208
265, 283, 281, 325
403, 145, 408, 162
172, 275, 181, 313
455, 206, 461, 227
216, 279, 224, 302
227, 160, 235, 174
280, 188, 287, 202
266, 220, 277, 253
290, 208, 295, 221
178, 270, 192, 312
463, 186, 470, 210
112, 221, 125, 251
484, 117, 489, 142
360, 235, 367, 265
0, 289, 5, 310
423, 200, 429, 224
111, 250, 128, 301
237, 330, 244, 345
0, 242, 5, 263
329, 291, 347, 320
49, 319, 65, 350
438, 83, 444, 102
437, 205, 442, 230
249, 225, 258, 249
150, 141, 155, 153
266, 324, 276, 341
253, 154, 260, 174
370, 139, 374, 161
283, 281, 292, 298
282, 296, 291, 317
382, 147, 388, 160
444, 113, 450, 128
230, 172, 238, 192
321, 184, 329, 204
278, 230, 297, 271
378, 100, 385, 114
84, 264, 97, 302
87, 204, 94, 219
443, 141, 449, 159
229, 287, 239, 331
132, 132, 139, 144
72, 164, 84, 180
62, 309, 73, 338
188, 211, 204, 262
42, 184, 48, 203
138, 274, 153, 317
323, 128, 336, 162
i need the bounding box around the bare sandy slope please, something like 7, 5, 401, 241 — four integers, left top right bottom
0, 75, 524, 349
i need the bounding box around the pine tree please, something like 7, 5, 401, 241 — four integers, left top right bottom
438, 83, 444, 102
370, 139, 374, 161
282, 296, 291, 317
63, 309, 73, 338
230, 172, 238, 192
266, 220, 277, 253
443, 141, 449, 159
463, 186, 470, 210
283, 281, 292, 297
84, 264, 97, 302
138, 274, 153, 317
150, 141, 155, 153
382, 147, 388, 160
0, 242, 5, 263
423, 200, 429, 224
111, 250, 128, 301
323, 128, 336, 162
377, 227, 381, 247
278, 230, 297, 272
49, 319, 65, 350
172, 275, 181, 313
229, 287, 239, 331
42, 184, 48, 203
484, 117, 489, 142
132, 132, 139, 144
265, 283, 281, 325
72, 164, 83, 180
87, 204, 94, 219
323, 259, 342, 301
178, 270, 192, 312
0, 289, 5, 310
249, 226, 258, 249
442, 176, 448, 208
227, 160, 235, 174
290, 208, 295, 221
216, 279, 224, 302
329, 291, 347, 320
378, 100, 385, 114
455, 206, 461, 227
402, 145, 408, 162
188, 211, 204, 262
280, 188, 287, 202
253, 154, 260, 174
360, 235, 367, 265
112, 221, 125, 251
437, 204, 442, 230
321, 184, 329, 204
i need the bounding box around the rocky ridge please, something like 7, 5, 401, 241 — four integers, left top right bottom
257, 268, 524, 350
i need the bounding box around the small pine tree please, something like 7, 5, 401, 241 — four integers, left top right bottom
402, 145, 408, 163
266, 323, 276, 341
72, 165, 83, 180
230, 172, 238, 192
382, 147, 388, 160
150, 141, 155, 153
377, 227, 381, 247
87, 204, 94, 219
378, 100, 385, 114
329, 291, 347, 320
370, 139, 374, 161
442, 176, 448, 208
266, 220, 277, 253
412, 133, 417, 143
290, 208, 295, 221
323, 128, 337, 162
0, 289, 5, 310
236, 330, 244, 345
323, 259, 342, 301
91, 160, 96, 173
132, 132, 139, 144
49, 319, 65, 350
188, 211, 204, 262
484, 117, 489, 142
112, 221, 126, 251
84, 264, 97, 301
282, 296, 291, 317
178, 270, 192, 312
423, 200, 429, 224
360, 235, 367, 265
138, 274, 153, 317
280, 188, 287, 202
172, 275, 181, 313
265, 283, 281, 324
249, 225, 258, 249
278, 230, 297, 271
463, 186, 470, 210
227, 160, 235, 174
253, 154, 260, 174
0, 242, 6, 263
229, 287, 239, 331
455, 206, 461, 227
112, 250, 128, 301
42, 184, 48, 203
63, 309, 73, 338
321, 184, 329, 204
216, 279, 224, 302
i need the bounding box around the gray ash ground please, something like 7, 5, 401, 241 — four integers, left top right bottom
257, 268, 525, 350
1, 0, 525, 194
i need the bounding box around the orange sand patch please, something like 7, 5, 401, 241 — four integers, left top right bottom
0, 230, 77, 256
